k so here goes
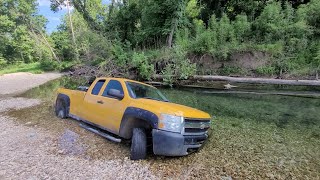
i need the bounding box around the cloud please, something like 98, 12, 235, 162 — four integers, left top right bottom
37, 0, 51, 7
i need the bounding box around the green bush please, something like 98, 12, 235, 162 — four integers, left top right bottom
175, 28, 191, 51
160, 46, 196, 86
111, 41, 131, 67
60, 61, 76, 71
256, 66, 276, 76
173, 46, 197, 79
0, 56, 7, 68
132, 52, 154, 80
161, 64, 175, 86
40, 60, 60, 71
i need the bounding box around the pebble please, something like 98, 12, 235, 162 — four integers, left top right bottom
0, 102, 159, 179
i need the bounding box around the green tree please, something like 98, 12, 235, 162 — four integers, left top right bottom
0, 0, 53, 64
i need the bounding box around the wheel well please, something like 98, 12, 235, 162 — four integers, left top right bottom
56, 98, 66, 106
120, 117, 153, 139
55, 94, 70, 115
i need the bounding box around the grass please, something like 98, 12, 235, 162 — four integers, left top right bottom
0, 61, 76, 75
0, 62, 43, 75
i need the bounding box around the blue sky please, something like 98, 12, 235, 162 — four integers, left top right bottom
37, 0, 110, 33
37, 0, 69, 33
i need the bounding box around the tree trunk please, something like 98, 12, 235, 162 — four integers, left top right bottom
153, 75, 320, 86
316, 70, 319, 80
66, 0, 79, 61
167, 18, 177, 48
29, 27, 59, 62
109, 0, 115, 20
40, 33, 59, 61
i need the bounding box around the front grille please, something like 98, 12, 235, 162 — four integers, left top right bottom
184, 134, 208, 145
184, 128, 209, 133
184, 118, 211, 135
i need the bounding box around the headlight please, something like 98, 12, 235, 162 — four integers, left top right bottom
158, 113, 184, 133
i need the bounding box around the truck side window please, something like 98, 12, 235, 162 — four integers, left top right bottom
91, 80, 106, 95
102, 80, 124, 97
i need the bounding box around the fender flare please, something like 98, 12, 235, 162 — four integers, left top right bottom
119, 107, 159, 139
55, 93, 70, 115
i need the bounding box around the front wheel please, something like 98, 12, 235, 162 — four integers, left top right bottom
130, 128, 147, 160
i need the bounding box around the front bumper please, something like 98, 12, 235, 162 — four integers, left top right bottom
152, 129, 208, 156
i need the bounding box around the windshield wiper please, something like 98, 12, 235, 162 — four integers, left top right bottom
140, 97, 168, 102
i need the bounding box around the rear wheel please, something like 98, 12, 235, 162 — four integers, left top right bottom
130, 128, 147, 160
55, 100, 67, 119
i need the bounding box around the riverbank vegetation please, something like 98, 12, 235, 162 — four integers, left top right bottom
1, 0, 320, 82
0, 62, 42, 75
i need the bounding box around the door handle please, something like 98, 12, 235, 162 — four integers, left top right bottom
97, 100, 104, 104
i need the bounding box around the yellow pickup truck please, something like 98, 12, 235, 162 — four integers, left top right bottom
55, 77, 211, 160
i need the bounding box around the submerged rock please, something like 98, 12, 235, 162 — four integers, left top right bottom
58, 129, 86, 155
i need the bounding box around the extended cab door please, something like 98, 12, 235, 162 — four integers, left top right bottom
80, 79, 107, 124
98, 80, 129, 134
83, 79, 129, 135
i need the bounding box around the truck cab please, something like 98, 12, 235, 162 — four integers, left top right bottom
55, 77, 211, 160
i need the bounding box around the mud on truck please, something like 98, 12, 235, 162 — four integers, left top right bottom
55, 77, 211, 160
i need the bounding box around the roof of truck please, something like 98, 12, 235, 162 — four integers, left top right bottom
96, 77, 155, 88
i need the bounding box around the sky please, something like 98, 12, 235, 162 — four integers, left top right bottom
37, 0, 69, 33
37, 0, 110, 33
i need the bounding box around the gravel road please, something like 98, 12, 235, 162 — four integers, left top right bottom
0, 73, 159, 179
0, 103, 157, 179
0, 72, 63, 96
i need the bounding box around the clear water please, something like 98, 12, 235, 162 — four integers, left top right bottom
162, 87, 320, 130
17, 77, 320, 178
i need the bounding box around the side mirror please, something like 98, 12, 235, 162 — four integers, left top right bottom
108, 89, 124, 100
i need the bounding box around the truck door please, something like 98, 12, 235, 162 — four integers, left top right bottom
80, 79, 107, 124
96, 80, 128, 134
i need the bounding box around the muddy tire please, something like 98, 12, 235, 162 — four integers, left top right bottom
55, 100, 67, 119
130, 128, 147, 160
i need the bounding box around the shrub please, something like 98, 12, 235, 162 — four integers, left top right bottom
40, 60, 60, 71
173, 46, 197, 79
111, 42, 131, 67
256, 66, 276, 76
0, 55, 7, 68
132, 52, 154, 80
160, 46, 197, 86
161, 64, 175, 86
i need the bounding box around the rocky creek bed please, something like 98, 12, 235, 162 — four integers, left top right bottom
0, 74, 319, 179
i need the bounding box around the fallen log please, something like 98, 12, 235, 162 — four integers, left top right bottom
200, 90, 320, 98
143, 81, 164, 86
153, 75, 320, 86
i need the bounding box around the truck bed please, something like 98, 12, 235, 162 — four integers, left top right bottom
56, 88, 86, 116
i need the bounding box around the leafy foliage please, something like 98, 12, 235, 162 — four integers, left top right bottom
0, 0, 56, 64
1, 0, 320, 80
132, 52, 154, 80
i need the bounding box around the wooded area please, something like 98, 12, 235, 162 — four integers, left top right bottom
1, 0, 320, 84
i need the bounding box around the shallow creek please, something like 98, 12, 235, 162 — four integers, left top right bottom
6, 77, 320, 179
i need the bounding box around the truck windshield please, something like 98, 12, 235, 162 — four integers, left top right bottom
126, 82, 169, 102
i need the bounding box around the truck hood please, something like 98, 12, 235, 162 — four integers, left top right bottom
131, 98, 211, 119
